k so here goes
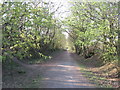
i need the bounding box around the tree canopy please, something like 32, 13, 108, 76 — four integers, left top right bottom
2, 2, 66, 62
1, 1, 119, 64
63, 1, 118, 63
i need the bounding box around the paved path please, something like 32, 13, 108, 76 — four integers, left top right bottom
39, 51, 96, 88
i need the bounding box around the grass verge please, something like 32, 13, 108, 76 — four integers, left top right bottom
78, 62, 119, 88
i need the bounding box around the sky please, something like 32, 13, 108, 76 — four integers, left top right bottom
47, 0, 70, 39
0, 0, 70, 38
0, 0, 119, 39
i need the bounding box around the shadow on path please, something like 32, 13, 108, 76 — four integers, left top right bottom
39, 51, 96, 88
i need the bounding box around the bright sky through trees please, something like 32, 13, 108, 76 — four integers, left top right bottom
1, 0, 119, 88
47, 0, 70, 39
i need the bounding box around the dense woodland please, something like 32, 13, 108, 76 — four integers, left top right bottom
2, 1, 119, 63
65, 1, 118, 63
1, 1, 120, 88
2, 2, 66, 62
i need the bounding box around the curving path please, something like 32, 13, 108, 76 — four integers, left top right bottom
39, 51, 96, 88
3, 51, 96, 88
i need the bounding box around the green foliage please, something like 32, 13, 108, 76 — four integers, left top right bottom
64, 1, 118, 62
2, 2, 66, 62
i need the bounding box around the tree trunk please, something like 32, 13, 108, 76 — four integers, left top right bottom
118, 1, 120, 66
117, 2, 120, 84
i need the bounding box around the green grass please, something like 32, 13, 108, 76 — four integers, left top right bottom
29, 75, 42, 88
17, 70, 26, 74
28, 58, 44, 64
28, 56, 52, 64
79, 64, 113, 88
23, 74, 42, 88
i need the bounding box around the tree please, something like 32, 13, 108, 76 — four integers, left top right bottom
64, 1, 118, 62
2, 1, 66, 62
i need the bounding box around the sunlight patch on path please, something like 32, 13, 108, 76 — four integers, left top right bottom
39, 51, 96, 88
